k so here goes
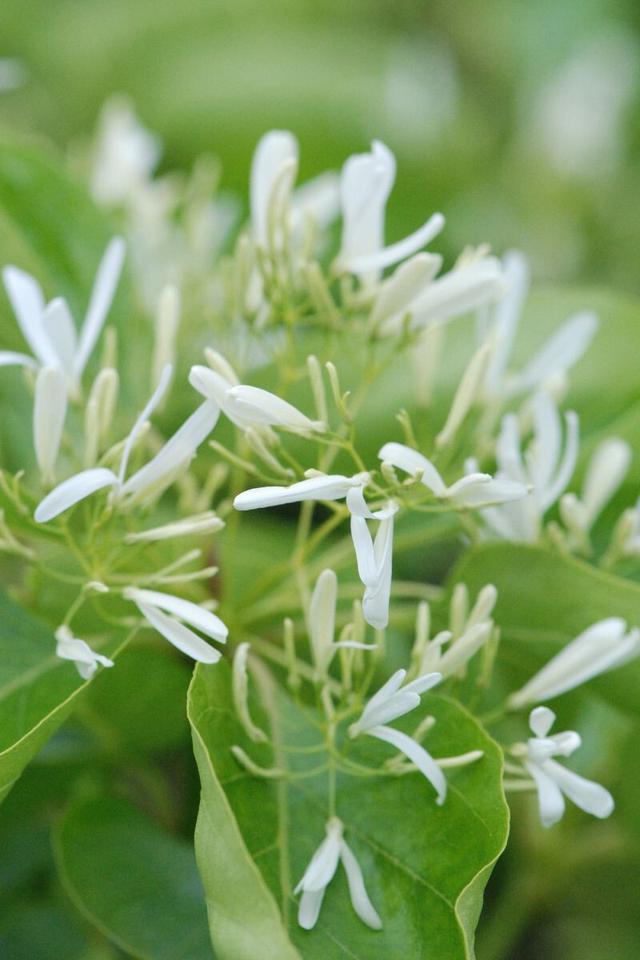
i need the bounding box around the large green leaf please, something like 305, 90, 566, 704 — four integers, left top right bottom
54, 795, 212, 960
188, 659, 509, 960
0, 587, 119, 803
451, 543, 640, 714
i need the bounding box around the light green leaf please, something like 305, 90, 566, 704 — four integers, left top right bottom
53, 795, 213, 960
0, 141, 114, 315
188, 659, 509, 960
0, 587, 118, 803
451, 543, 640, 714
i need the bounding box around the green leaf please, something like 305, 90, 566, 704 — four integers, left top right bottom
0, 141, 114, 315
53, 795, 212, 960
188, 660, 509, 960
83, 644, 192, 755
451, 543, 640, 714
0, 587, 118, 803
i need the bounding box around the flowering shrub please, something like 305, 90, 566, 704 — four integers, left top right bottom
0, 116, 639, 959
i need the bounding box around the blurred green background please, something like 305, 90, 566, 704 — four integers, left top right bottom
1, 0, 639, 291
1, 3, 640, 959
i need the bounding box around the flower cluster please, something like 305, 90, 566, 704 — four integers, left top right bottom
1, 122, 638, 940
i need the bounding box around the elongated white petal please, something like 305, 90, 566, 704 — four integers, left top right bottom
298, 888, 326, 930
3, 265, 58, 367
403, 672, 442, 696
118, 364, 173, 486
495, 413, 527, 483
346, 213, 445, 275
509, 617, 640, 708
250, 130, 299, 247
357, 669, 407, 729
33, 366, 67, 483
189, 365, 233, 405
467, 584, 498, 628
290, 171, 341, 233
581, 437, 631, 526
346, 486, 397, 521
43, 298, 77, 380
0, 350, 38, 368
234, 474, 361, 510
225, 385, 323, 432
134, 601, 221, 663
447, 473, 527, 508
378, 442, 446, 496
34, 467, 118, 523
74, 237, 125, 378
362, 560, 391, 630
350, 514, 378, 588
371, 253, 441, 326
543, 759, 614, 819
513, 311, 598, 395
529, 706, 556, 738
309, 569, 337, 674
338, 840, 382, 930
368, 725, 447, 804
526, 760, 566, 827
362, 512, 396, 629
388, 257, 505, 333
539, 411, 579, 513
55, 626, 113, 680
338, 141, 395, 274
121, 400, 219, 499
484, 250, 529, 393
436, 343, 490, 448
527, 392, 561, 495
124, 587, 227, 642
363, 692, 421, 729
295, 820, 342, 893
437, 623, 492, 677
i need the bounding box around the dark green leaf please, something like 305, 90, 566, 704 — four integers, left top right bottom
0, 587, 118, 803
54, 795, 212, 960
188, 659, 509, 959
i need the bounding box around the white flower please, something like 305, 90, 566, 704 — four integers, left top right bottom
515, 707, 614, 828
378, 441, 527, 508
55, 625, 114, 680
370, 252, 442, 327
250, 130, 298, 251
250, 131, 340, 254
33, 366, 67, 484
295, 817, 382, 931
233, 471, 369, 511
480, 250, 598, 400
34, 365, 218, 522
190, 364, 324, 433
307, 569, 374, 679
349, 668, 445, 803
508, 617, 640, 710
479, 393, 579, 541
124, 586, 227, 664
560, 437, 631, 543
383, 252, 505, 334
91, 97, 161, 206
1, 237, 125, 395
346, 487, 398, 629
336, 140, 445, 280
